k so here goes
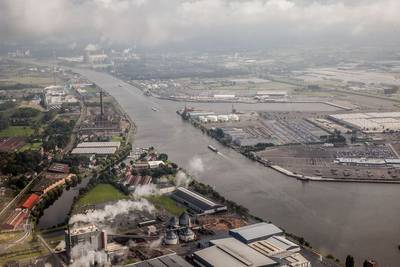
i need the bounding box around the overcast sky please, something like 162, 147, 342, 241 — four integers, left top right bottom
1, 0, 400, 49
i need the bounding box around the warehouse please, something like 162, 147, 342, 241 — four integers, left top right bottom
193, 237, 277, 267
229, 222, 283, 244
249, 235, 300, 257
71, 141, 121, 155
171, 187, 227, 214
48, 163, 70, 174
329, 112, 400, 133
127, 253, 193, 267
21, 193, 40, 210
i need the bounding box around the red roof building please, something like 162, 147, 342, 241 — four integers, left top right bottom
21, 194, 40, 210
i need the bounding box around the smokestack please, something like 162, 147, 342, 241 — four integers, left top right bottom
100, 90, 104, 118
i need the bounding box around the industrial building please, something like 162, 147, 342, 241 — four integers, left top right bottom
127, 253, 193, 267
43, 85, 78, 109
249, 236, 300, 257
193, 237, 278, 267
164, 212, 196, 244
48, 163, 70, 174
329, 112, 400, 133
229, 222, 283, 244
2, 209, 28, 230
71, 141, 121, 155
65, 224, 107, 257
171, 187, 227, 214
21, 193, 40, 210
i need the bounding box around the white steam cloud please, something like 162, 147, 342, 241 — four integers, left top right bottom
133, 183, 160, 198
70, 242, 109, 267
188, 156, 205, 174
174, 170, 192, 188
70, 199, 155, 225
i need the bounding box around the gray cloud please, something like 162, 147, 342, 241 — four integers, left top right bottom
1, 0, 399, 47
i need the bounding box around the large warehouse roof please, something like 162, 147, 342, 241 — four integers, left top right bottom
229, 222, 283, 244
76, 142, 121, 148
71, 147, 117, 155
193, 237, 277, 267
127, 253, 192, 267
171, 187, 227, 214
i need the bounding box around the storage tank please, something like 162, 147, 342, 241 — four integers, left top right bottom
179, 227, 195, 242
228, 114, 240, 121
179, 212, 191, 227
217, 115, 229, 122
206, 115, 218, 123
164, 230, 178, 245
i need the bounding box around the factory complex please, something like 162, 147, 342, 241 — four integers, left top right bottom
329, 112, 400, 133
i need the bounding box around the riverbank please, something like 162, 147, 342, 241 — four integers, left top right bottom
68, 68, 400, 266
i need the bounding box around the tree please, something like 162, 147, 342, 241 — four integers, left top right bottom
0, 113, 9, 130
158, 153, 168, 162
345, 255, 355, 267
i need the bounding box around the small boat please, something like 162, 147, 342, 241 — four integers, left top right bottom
208, 145, 218, 152
152, 107, 158, 112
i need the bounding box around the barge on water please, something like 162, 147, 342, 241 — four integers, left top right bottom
208, 145, 218, 152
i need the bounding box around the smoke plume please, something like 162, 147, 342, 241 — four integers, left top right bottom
188, 156, 204, 174
70, 242, 109, 267
70, 199, 155, 225
174, 170, 192, 188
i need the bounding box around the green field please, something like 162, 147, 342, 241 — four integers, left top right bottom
147, 195, 185, 216
0, 126, 34, 137
111, 135, 124, 142
75, 184, 128, 208
19, 142, 42, 152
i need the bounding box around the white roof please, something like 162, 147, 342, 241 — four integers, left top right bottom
77, 142, 121, 148
250, 236, 299, 257
195, 237, 276, 267
71, 147, 117, 155
230, 222, 283, 243
148, 161, 165, 167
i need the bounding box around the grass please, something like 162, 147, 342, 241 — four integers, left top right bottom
18, 142, 42, 152
75, 184, 128, 208
0, 126, 34, 137
0, 235, 47, 266
147, 195, 185, 216
111, 135, 124, 142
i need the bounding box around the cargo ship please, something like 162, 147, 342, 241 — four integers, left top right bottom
208, 145, 218, 152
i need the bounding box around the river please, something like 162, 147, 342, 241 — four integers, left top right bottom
40, 69, 400, 266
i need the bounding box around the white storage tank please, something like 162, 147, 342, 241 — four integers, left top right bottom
198, 116, 208, 123
228, 114, 240, 121
206, 115, 218, 122
217, 115, 229, 122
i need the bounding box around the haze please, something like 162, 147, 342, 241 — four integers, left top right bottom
1, 0, 400, 49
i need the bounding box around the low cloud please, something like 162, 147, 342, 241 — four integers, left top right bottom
1, 0, 400, 47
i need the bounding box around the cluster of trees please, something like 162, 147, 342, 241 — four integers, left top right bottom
6, 175, 30, 192
12, 107, 40, 118
30, 186, 63, 223
42, 119, 75, 151
138, 163, 178, 180
65, 175, 82, 190
0, 150, 42, 175
190, 180, 250, 217
0, 113, 9, 130
0, 101, 16, 111
0, 83, 35, 90
61, 154, 91, 169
